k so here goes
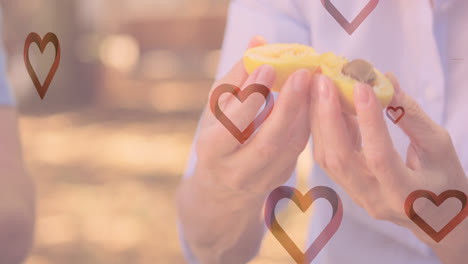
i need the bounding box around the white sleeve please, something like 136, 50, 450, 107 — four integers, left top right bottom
178, 0, 310, 262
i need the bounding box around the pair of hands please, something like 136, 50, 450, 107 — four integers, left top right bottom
193, 36, 468, 254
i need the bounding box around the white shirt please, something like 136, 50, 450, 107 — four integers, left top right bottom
180, 0, 468, 263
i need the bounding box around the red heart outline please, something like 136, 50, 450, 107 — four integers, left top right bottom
209, 83, 274, 144
265, 186, 343, 263
321, 0, 379, 35
405, 190, 468, 243
386, 106, 405, 124
24, 32, 61, 100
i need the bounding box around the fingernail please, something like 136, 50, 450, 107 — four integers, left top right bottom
253, 35, 266, 44
319, 75, 330, 101
293, 69, 311, 92
248, 35, 264, 49
314, 66, 322, 75
256, 65, 275, 89
355, 83, 370, 107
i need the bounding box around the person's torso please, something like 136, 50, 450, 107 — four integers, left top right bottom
297, 0, 468, 263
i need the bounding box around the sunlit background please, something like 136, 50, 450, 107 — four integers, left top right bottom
2, 0, 314, 263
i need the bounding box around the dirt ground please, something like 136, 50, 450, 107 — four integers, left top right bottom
18, 106, 314, 264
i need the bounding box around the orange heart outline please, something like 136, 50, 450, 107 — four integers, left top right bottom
24, 32, 61, 100
209, 83, 274, 144
386, 106, 405, 124
405, 190, 468, 243
321, 0, 379, 35
264, 186, 343, 264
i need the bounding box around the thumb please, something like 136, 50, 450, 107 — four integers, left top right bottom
386, 72, 448, 152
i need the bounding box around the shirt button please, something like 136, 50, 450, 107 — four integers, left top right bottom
424, 87, 438, 102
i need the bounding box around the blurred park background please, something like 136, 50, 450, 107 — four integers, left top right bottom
2, 0, 314, 263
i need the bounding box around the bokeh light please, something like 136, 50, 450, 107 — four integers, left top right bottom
99, 34, 140, 72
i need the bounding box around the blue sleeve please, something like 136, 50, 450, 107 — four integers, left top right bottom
0, 61, 13, 106
0, 11, 14, 106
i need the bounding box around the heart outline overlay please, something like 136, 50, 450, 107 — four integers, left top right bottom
209, 83, 274, 144
321, 0, 379, 35
405, 190, 468, 243
264, 186, 343, 264
386, 106, 405, 124
24, 32, 61, 100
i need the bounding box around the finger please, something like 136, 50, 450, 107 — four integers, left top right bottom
203, 35, 267, 127
342, 112, 362, 150
237, 69, 313, 169
313, 75, 374, 194
386, 72, 447, 150
316, 75, 355, 162
198, 36, 271, 159
202, 65, 276, 157
208, 35, 268, 114
354, 82, 405, 176
221, 64, 276, 135
225, 35, 268, 112
309, 74, 324, 168
205, 60, 250, 121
